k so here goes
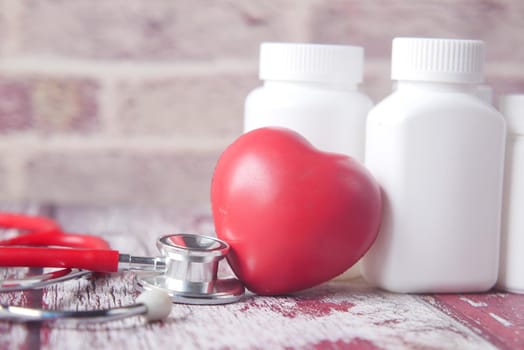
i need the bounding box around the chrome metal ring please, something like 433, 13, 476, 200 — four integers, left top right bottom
136, 233, 244, 305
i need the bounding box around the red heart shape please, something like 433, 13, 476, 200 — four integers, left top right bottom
211, 127, 382, 295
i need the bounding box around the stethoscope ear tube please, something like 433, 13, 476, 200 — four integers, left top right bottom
0, 230, 111, 249
0, 303, 147, 323
0, 213, 60, 232
0, 268, 89, 292
0, 289, 173, 323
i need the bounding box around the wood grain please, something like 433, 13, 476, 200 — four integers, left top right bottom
426, 293, 524, 350
0, 205, 519, 349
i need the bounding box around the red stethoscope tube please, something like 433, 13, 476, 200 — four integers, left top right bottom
0, 230, 111, 250
0, 247, 120, 272
0, 213, 60, 232
0, 212, 119, 272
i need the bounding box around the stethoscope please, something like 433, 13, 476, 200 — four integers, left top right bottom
0, 213, 245, 323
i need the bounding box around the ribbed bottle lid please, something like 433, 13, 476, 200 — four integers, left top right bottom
259, 42, 364, 86
391, 38, 484, 84
500, 94, 524, 135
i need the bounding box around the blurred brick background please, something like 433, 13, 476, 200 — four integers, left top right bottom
0, 0, 523, 209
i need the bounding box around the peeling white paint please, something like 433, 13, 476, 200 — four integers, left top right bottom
489, 312, 513, 327
460, 297, 488, 308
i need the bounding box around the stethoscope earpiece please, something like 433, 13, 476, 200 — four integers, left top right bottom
135, 289, 173, 322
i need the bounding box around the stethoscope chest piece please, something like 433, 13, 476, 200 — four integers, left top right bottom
136, 233, 244, 305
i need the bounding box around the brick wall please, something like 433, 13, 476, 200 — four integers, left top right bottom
0, 0, 523, 208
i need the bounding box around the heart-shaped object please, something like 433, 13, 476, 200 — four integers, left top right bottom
211, 127, 382, 295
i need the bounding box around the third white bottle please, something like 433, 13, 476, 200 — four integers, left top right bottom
361, 38, 506, 293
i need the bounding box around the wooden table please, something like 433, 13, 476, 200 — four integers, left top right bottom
1, 204, 523, 350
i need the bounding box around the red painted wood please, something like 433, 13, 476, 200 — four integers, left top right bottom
0, 204, 517, 349
426, 292, 524, 350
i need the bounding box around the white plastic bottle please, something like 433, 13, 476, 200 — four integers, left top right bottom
244, 42, 373, 279
498, 94, 524, 293
477, 84, 494, 105
244, 42, 373, 162
361, 38, 506, 293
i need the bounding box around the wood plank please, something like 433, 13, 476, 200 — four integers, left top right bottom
4, 205, 517, 349
34, 205, 494, 349
39, 275, 497, 349
425, 293, 524, 350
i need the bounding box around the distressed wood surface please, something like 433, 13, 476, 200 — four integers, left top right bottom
426, 293, 524, 349
0, 205, 523, 349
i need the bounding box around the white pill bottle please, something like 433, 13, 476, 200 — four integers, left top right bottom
361, 38, 506, 293
498, 94, 524, 293
244, 42, 373, 279
244, 42, 372, 162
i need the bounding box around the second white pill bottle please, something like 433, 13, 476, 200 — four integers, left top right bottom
361, 38, 506, 293
244, 43, 373, 279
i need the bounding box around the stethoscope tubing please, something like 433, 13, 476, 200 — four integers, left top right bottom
0, 212, 245, 318
0, 246, 122, 272
0, 247, 167, 274
0, 268, 90, 292
0, 213, 60, 233
0, 303, 147, 323
0, 229, 111, 249
0, 288, 174, 323
0, 218, 246, 306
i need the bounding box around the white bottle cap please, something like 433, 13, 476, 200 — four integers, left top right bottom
391, 38, 484, 84
259, 42, 364, 86
500, 94, 524, 135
